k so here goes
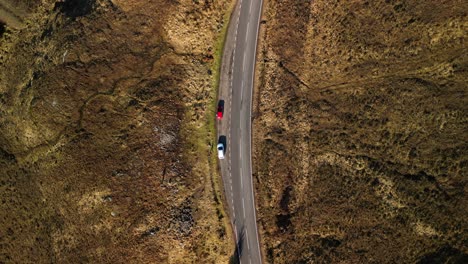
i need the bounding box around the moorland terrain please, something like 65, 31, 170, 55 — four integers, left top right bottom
253, 0, 467, 263
0, 0, 233, 263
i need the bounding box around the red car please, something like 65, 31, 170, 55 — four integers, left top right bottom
217, 100, 224, 120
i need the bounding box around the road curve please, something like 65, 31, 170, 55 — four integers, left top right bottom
217, 0, 263, 263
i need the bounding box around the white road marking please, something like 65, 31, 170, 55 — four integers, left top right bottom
239, 163, 243, 186
242, 196, 246, 216
218, 0, 264, 263
247, 1, 264, 263
229, 3, 241, 246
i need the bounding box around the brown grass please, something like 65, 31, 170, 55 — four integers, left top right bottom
254, 0, 467, 263
0, 0, 233, 263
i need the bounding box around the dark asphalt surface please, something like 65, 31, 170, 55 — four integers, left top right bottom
217, 0, 263, 263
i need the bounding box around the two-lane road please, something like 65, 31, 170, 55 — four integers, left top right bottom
218, 0, 263, 263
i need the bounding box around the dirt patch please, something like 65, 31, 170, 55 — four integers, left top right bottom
254, 0, 467, 263
0, 0, 233, 263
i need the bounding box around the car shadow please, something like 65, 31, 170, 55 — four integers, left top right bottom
229, 225, 245, 264
218, 135, 227, 152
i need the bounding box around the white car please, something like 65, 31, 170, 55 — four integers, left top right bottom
217, 143, 225, 160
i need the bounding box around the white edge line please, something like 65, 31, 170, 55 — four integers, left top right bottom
246, 21, 250, 43
248, 0, 264, 263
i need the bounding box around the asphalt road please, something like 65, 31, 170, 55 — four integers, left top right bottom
217, 0, 263, 263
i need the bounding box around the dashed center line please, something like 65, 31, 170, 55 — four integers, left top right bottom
242, 196, 246, 217
220, 0, 264, 263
